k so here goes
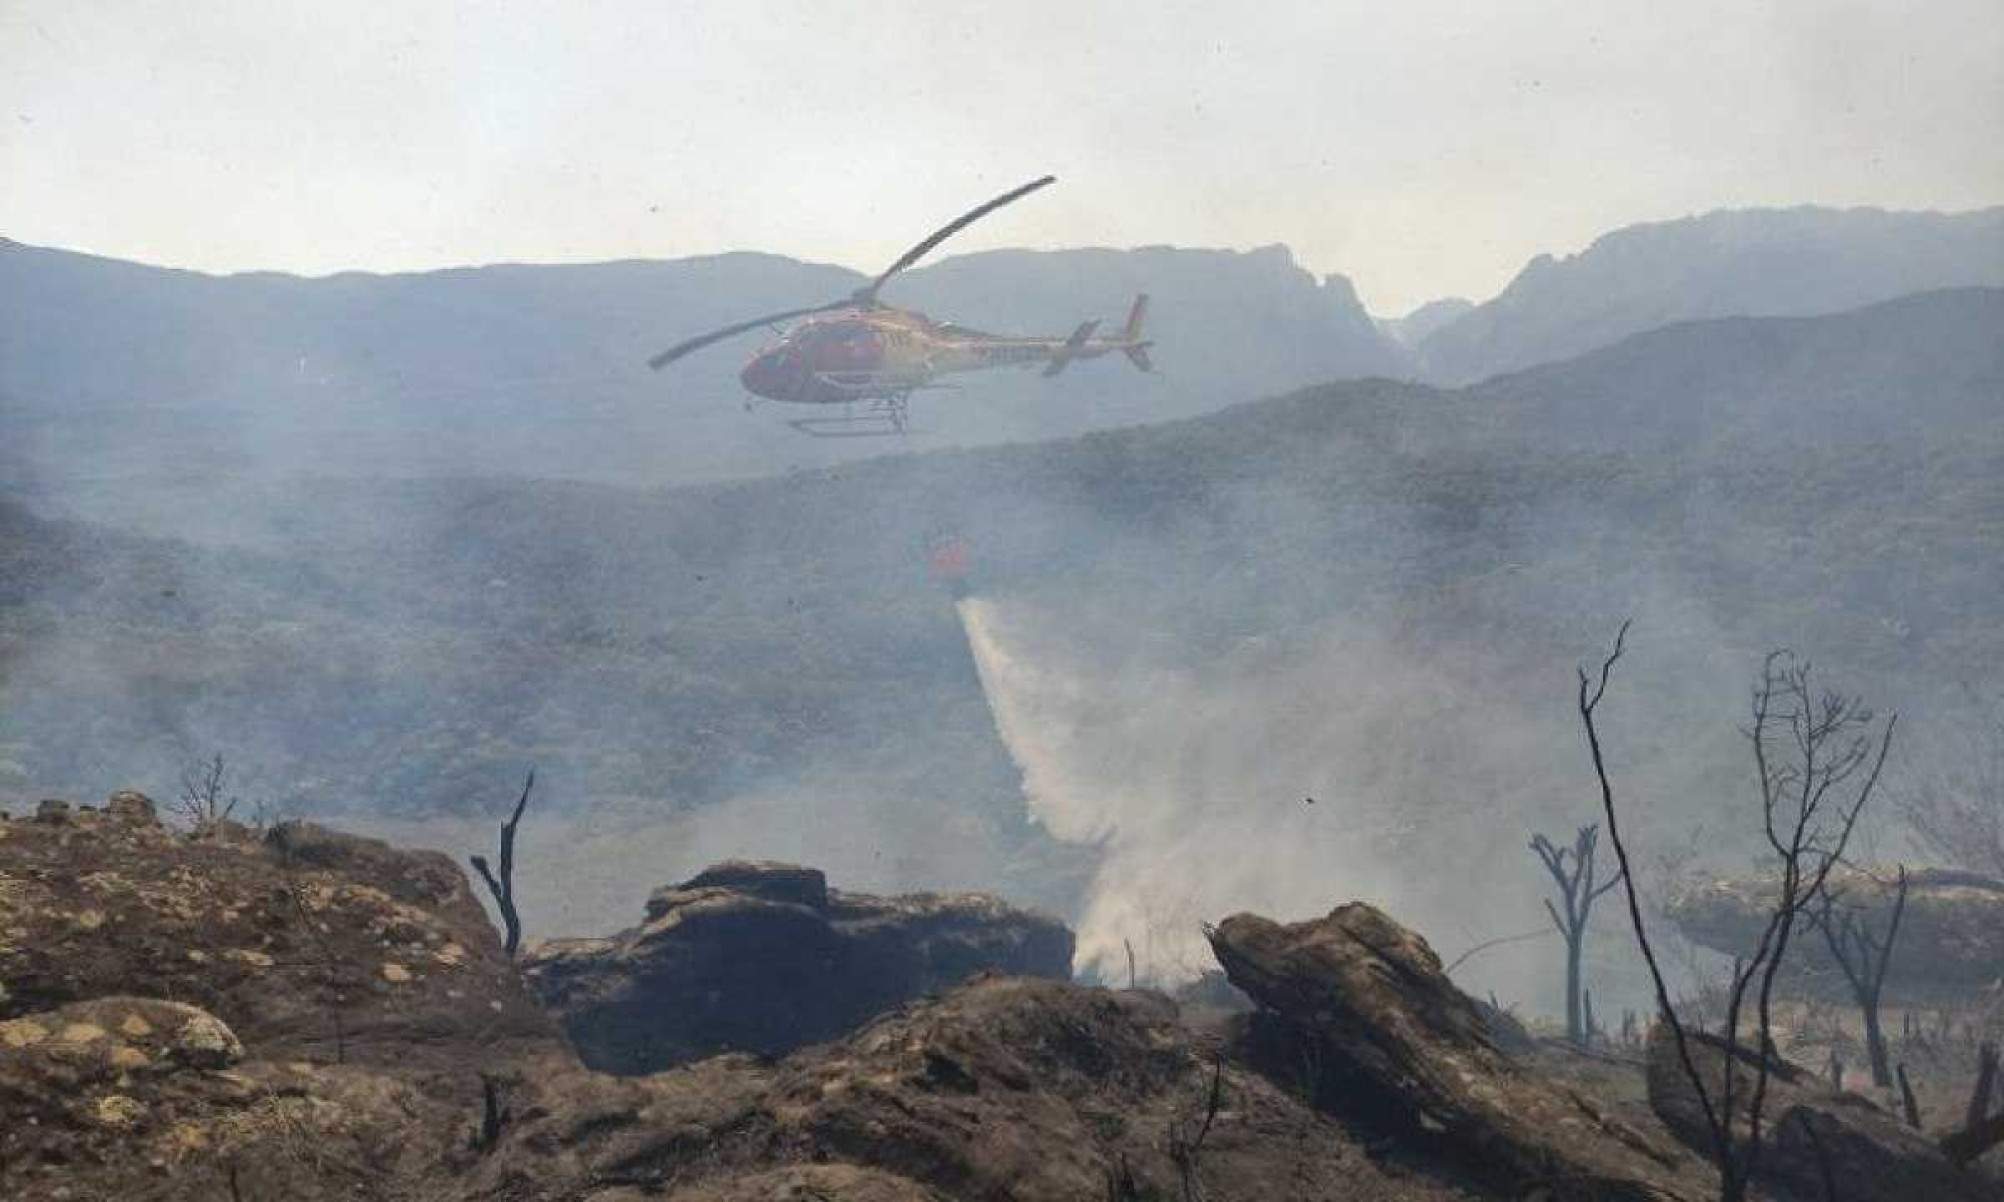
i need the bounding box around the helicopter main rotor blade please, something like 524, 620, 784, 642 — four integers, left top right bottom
859, 174, 1055, 302
647, 301, 850, 370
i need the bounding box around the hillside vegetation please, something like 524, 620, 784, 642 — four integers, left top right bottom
4, 289, 1999, 935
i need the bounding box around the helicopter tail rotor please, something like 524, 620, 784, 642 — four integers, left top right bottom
1119, 293, 1154, 372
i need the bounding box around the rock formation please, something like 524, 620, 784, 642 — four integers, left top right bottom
469, 974, 1491, 1201
0, 796, 558, 1200
1665, 866, 2004, 1000
8, 792, 1995, 1200
1208, 902, 1712, 1200
1645, 1024, 1992, 1201
0, 805, 553, 1067
522, 859, 1075, 1073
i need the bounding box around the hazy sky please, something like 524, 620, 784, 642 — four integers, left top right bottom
4, 1, 1999, 314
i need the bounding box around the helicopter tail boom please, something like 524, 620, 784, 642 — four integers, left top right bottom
1041, 320, 1101, 377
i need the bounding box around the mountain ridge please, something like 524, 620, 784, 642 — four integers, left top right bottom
4, 287, 1998, 940
1417, 203, 2004, 383
1, 236, 1407, 498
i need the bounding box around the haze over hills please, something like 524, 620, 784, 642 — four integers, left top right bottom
1377, 296, 1473, 347
4, 287, 1999, 987
0, 236, 1403, 515
9, 203, 2001, 528
1414, 205, 2004, 384
5, 203, 2003, 987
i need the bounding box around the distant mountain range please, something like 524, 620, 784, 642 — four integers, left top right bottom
1414, 205, 2004, 384
1377, 297, 1473, 347
4, 288, 1999, 929
8, 204, 2000, 514
0, 237, 1402, 503
5, 204, 2003, 938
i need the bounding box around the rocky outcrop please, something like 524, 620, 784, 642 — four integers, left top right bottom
1665, 866, 2004, 1000
0, 801, 554, 1068
1645, 1024, 1992, 1201
0, 993, 448, 1201
522, 860, 1074, 1073
1208, 902, 1713, 1201
21, 790, 1992, 1201
472, 974, 1477, 1202
0, 795, 564, 1201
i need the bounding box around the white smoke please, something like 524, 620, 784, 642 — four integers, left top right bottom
957, 592, 1595, 984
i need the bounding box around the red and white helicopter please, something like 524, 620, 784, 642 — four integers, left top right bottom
647, 176, 1152, 436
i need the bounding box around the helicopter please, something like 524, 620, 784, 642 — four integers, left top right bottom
646, 175, 1153, 437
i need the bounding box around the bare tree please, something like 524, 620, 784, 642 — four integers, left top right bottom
176, 751, 239, 829
1941, 1042, 2004, 1167
1897, 1064, 1923, 1127
1805, 864, 1910, 1087
1964, 1043, 1998, 1136
1528, 823, 1623, 1045
1166, 1055, 1225, 1202
1577, 627, 1895, 1202
470, 768, 534, 957
469, 1069, 518, 1154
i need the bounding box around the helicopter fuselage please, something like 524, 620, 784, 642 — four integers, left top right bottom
647, 176, 1154, 435
739, 300, 1150, 405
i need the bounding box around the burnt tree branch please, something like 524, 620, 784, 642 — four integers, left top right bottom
1807, 864, 1909, 1086
471, 768, 535, 957
1576, 630, 1892, 1202
1529, 822, 1624, 1045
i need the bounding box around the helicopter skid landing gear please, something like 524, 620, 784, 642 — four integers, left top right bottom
784, 393, 913, 438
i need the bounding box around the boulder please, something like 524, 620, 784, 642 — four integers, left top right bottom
1208, 902, 1711, 1201
1666, 866, 2004, 1000
104, 789, 157, 825
523, 860, 1075, 1073
1645, 1023, 1992, 1200
659, 859, 829, 911
0, 996, 242, 1075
